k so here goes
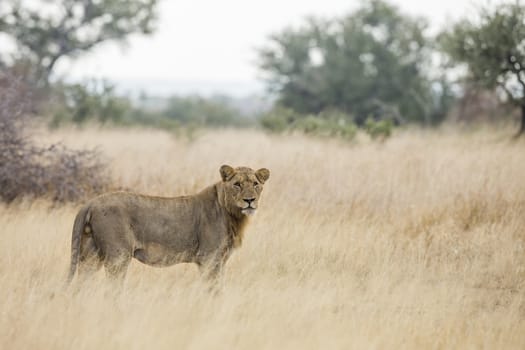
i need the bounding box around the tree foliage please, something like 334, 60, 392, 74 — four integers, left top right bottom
0, 0, 157, 85
440, 1, 525, 135
258, 0, 452, 126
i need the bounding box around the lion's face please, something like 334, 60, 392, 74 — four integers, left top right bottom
219, 165, 270, 216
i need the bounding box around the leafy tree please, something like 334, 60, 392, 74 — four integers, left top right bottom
258, 0, 450, 125
440, 1, 525, 136
0, 0, 157, 85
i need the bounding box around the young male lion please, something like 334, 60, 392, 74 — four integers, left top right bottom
67, 165, 270, 285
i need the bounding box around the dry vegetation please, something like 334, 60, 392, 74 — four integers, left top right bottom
0, 74, 108, 203
1, 127, 524, 349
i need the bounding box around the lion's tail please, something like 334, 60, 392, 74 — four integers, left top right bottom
66, 206, 91, 285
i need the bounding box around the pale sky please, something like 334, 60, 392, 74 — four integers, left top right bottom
52, 0, 492, 96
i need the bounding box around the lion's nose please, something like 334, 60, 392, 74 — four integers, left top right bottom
244, 198, 255, 205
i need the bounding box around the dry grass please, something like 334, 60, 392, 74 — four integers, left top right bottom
1, 127, 525, 349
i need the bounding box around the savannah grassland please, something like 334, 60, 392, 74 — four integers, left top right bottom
0, 127, 524, 349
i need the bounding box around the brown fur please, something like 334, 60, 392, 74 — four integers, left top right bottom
66, 165, 270, 285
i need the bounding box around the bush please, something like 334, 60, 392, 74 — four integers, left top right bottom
364, 117, 394, 140
260, 107, 357, 140
0, 73, 109, 202
260, 106, 299, 132
293, 116, 357, 140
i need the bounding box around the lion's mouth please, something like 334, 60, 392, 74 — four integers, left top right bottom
241, 208, 257, 216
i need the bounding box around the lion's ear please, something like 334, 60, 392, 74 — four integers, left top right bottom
220, 165, 235, 181
255, 168, 270, 183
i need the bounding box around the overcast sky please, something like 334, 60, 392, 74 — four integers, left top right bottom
54, 0, 494, 96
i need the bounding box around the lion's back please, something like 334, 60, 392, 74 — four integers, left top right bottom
85, 191, 205, 244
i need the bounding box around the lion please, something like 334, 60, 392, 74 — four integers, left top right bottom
66, 165, 270, 285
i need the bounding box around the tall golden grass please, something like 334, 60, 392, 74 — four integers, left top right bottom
1, 127, 524, 349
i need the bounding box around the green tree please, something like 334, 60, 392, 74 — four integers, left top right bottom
440, 1, 525, 136
257, 0, 450, 126
0, 0, 157, 86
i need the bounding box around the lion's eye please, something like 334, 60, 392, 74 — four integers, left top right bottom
254, 182, 259, 187
234, 182, 241, 188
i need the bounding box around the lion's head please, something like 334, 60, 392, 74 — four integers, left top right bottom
218, 164, 270, 217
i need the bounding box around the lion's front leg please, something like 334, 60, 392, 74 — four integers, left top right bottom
199, 247, 232, 287
200, 261, 222, 283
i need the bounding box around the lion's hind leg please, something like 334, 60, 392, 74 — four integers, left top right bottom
77, 230, 103, 281
103, 250, 132, 288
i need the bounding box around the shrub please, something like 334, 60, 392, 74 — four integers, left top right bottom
0, 73, 109, 202
260, 106, 299, 132
364, 117, 394, 140
293, 116, 357, 140
260, 107, 357, 140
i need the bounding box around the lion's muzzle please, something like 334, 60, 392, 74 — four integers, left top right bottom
241, 198, 257, 216
241, 208, 257, 216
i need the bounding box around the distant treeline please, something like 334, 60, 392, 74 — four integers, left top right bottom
48, 80, 257, 130
1, 0, 525, 137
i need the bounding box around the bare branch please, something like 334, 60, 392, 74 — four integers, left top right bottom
0, 72, 110, 202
